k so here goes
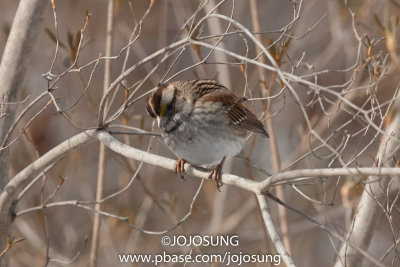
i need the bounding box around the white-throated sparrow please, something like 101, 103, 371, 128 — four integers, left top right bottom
146, 79, 269, 190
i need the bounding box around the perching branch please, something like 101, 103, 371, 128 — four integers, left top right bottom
2, 127, 400, 265
2, 2, 398, 265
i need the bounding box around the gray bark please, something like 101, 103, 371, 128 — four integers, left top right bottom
0, 0, 48, 266
334, 102, 400, 266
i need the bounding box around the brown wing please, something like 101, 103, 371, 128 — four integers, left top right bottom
228, 101, 269, 137
193, 80, 269, 137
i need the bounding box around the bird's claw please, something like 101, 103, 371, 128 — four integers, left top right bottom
208, 157, 226, 191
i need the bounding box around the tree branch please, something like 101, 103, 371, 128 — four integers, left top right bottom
0, 0, 48, 265
334, 101, 400, 266
256, 194, 295, 267
2, 128, 400, 265
90, 0, 115, 266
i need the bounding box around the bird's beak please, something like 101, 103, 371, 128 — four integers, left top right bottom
156, 116, 161, 128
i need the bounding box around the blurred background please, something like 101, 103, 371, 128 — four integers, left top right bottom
1, 0, 399, 266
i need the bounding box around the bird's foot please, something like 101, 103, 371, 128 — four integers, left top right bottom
208, 157, 226, 191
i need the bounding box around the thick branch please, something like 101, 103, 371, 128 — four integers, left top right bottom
92, 130, 259, 191
335, 103, 400, 267
0, 130, 94, 266
0, 0, 47, 189
256, 194, 295, 266
2, 129, 400, 266
0, 131, 96, 215
94, 130, 400, 193
0, 1, 48, 266
6, 130, 400, 206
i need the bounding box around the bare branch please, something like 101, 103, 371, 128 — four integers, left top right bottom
256, 194, 295, 267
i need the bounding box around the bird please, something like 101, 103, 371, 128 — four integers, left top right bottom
146, 79, 269, 190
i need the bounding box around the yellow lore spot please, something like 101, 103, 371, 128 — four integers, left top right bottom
159, 103, 167, 117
